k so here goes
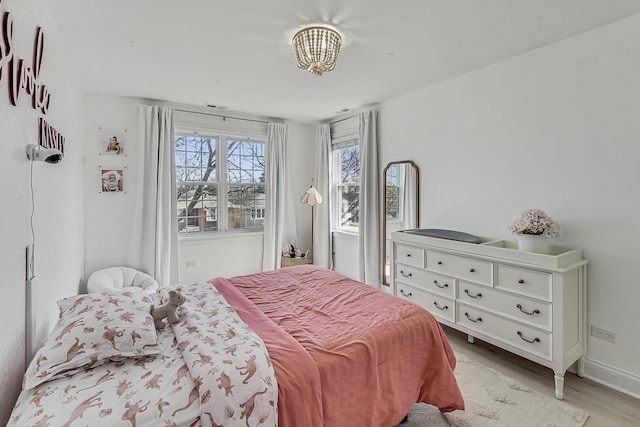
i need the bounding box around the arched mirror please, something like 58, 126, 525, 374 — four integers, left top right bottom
383, 161, 419, 286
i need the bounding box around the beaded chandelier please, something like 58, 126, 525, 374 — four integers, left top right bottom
292, 25, 342, 76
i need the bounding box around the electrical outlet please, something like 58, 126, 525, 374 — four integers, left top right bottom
590, 325, 615, 343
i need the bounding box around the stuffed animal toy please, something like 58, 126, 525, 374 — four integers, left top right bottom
150, 288, 186, 329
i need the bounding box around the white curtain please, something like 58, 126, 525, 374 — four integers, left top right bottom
262, 123, 292, 270
358, 110, 381, 286
314, 124, 332, 268
128, 105, 178, 286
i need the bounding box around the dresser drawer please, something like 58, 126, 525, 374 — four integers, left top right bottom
458, 281, 552, 332
396, 264, 455, 298
396, 283, 455, 323
426, 251, 492, 286
457, 303, 552, 361
395, 244, 425, 268
496, 264, 552, 301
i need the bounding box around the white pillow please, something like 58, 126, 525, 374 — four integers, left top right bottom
23, 290, 162, 390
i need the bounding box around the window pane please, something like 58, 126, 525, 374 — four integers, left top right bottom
177, 184, 218, 234
227, 184, 265, 230
176, 132, 218, 235
340, 146, 360, 183
175, 150, 187, 168
185, 137, 204, 153
339, 185, 359, 227
385, 186, 399, 219
175, 135, 217, 182
183, 167, 202, 182
227, 140, 265, 184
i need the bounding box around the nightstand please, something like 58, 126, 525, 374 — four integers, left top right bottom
281, 256, 311, 268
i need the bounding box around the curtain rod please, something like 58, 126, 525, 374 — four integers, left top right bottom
329, 114, 357, 126
175, 108, 270, 124
329, 105, 379, 125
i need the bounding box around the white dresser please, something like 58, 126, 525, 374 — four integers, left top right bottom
390, 231, 588, 400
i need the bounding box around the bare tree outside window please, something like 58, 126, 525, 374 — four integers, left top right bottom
175, 134, 266, 235
227, 140, 266, 230
337, 145, 360, 228
176, 135, 218, 233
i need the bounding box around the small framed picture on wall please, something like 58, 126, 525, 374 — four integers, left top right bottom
99, 128, 126, 156
99, 167, 125, 193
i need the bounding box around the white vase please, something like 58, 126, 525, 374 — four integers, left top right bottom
517, 234, 552, 254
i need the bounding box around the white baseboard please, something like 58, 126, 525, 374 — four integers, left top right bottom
584, 358, 640, 400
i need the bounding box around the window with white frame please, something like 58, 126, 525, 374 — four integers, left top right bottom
333, 141, 360, 230
175, 133, 266, 236
251, 208, 265, 219
205, 207, 218, 222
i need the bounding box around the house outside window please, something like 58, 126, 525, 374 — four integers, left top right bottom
175, 133, 266, 236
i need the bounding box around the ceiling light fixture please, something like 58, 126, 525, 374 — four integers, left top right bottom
292, 25, 342, 76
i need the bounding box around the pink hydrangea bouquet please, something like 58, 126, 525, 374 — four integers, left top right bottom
508, 208, 558, 237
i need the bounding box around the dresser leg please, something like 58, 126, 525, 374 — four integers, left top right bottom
467, 334, 475, 344
554, 372, 565, 400
577, 357, 585, 378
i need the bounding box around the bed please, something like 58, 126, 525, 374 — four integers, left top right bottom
9, 265, 464, 427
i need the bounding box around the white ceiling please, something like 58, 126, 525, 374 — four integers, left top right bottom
47, 0, 640, 123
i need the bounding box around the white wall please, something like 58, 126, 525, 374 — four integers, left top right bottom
83, 94, 141, 281
0, 0, 84, 423
83, 94, 316, 283
286, 120, 316, 253
379, 14, 640, 396
333, 231, 359, 279
179, 233, 265, 282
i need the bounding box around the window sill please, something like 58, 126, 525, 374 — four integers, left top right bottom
178, 230, 264, 242
332, 228, 359, 237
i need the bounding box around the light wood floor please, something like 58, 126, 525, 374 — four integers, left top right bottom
443, 326, 640, 427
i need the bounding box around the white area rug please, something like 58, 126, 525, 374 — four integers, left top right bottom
399, 354, 588, 427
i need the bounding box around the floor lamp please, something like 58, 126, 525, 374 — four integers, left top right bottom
300, 182, 323, 262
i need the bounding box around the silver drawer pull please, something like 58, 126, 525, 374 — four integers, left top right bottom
517, 331, 540, 344
433, 302, 448, 310
464, 312, 482, 323
400, 270, 413, 278
434, 280, 448, 289
516, 304, 540, 315
464, 289, 482, 299
399, 289, 412, 297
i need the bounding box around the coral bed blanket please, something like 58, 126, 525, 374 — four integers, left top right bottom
213, 265, 464, 427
